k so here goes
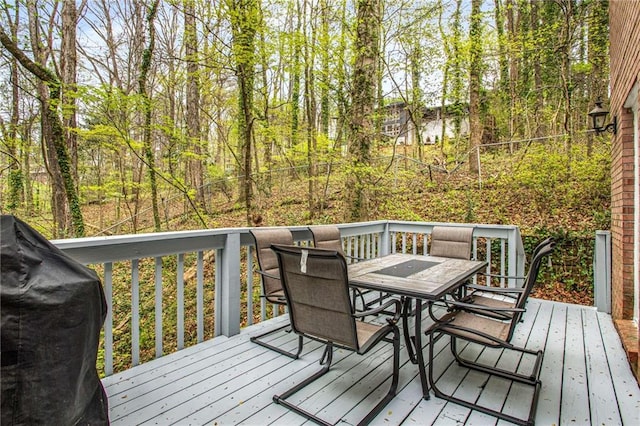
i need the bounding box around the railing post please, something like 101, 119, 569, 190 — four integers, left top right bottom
594, 231, 612, 313
218, 231, 241, 336
380, 222, 391, 256
507, 227, 526, 288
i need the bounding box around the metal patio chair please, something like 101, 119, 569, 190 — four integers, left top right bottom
402, 225, 476, 361
425, 243, 554, 426
271, 245, 401, 426
429, 225, 475, 259
458, 238, 555, 320
249, 228, 303, 359
308, 225, 375, 311
308, 225, 347, 254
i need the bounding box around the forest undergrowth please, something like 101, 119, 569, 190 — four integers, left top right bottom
78, 139, 609, 307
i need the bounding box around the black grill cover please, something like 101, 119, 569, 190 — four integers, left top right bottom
1, 215, 109, 425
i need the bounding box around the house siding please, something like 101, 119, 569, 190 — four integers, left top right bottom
609, 0, 639, 378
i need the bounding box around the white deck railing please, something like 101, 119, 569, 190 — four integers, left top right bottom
52, 220, 525, 376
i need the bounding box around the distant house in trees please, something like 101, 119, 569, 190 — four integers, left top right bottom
380, 102, 469, 145
609, 0, 639, 380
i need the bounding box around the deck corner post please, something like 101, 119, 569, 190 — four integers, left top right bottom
508, 227, 526, 288
594, 230, 612, 313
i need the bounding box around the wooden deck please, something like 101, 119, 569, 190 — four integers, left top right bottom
102, 299, 640, 425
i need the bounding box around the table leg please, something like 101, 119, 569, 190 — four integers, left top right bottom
401, 297, 418, 364
415, 299, 430, 400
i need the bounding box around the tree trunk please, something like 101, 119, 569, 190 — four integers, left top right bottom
138, 0, 161, 232
1, 25, 84, 237
531, 0, 544, 138
468, 0, 483, 174
438, 1, 450, 153
506, 0, 518, 142
290, 1, 302, 150
409, 41, 423, 160
319, 0, 330, 137
61, 0, 78, 182
303, 1, 317, 218
347, 0, 380, 222
494, 0, 509, 139
228, 0, 258, 225
450, 0, 464, 141
184, 0, 206, 209
6, 6, 22, 211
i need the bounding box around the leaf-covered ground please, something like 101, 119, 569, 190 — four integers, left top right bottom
79, 142, 608, 306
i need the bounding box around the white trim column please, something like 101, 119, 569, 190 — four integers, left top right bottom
624, 82, 639, 324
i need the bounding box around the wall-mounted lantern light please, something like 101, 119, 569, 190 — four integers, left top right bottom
588, 99, 617, 135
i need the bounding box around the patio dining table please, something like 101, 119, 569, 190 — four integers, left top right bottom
348, 253, 487, 400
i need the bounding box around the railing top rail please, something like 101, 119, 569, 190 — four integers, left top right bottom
387, 220, 521, 234
52, 220, 523, 265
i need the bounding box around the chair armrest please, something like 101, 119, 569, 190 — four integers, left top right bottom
477, 272, 526, 280
345, 254, 366, 262
354, 299, 402, 324
259, 294, 287, 303
454, 285, 522, 303
255, 269, 285, 303
256, 270, 280, 280
465, 285, 524, 300
443, 299, 526, 313
465, 284, 524, 293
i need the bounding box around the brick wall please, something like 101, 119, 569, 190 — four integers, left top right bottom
609, 0, 639, 377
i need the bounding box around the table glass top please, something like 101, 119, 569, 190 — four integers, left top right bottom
372, 259, 440, 278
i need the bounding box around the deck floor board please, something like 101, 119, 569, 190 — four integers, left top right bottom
101, 299, 640, 425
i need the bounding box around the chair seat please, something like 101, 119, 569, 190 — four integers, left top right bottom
356, 321, 391, 354
440, 311, 511, 345
466, 294, 516, 319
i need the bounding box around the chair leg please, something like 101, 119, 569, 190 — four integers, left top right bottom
273, 343, 334, 426
428, 329, 542, 426
250, 322, 304, 359
357, 326, 400, 426
273, 328, 400, 426
450, 337, 543, 385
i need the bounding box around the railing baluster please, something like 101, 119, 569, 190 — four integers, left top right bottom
412, 234, 417, 254
353, 235, 358, 257
485, 239, 492, 287
104, 262, 113, 376
500, 238, 506, 287
364, 234, 370, 258
177, 253, 184, 350
131, 259, 140, 366
247, 247, 254, 326
423, 233, 428, 255
197, 251, 204, 342
472, 238, 478, 284
215, 249, 221, 337
155, 257, 163, 358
